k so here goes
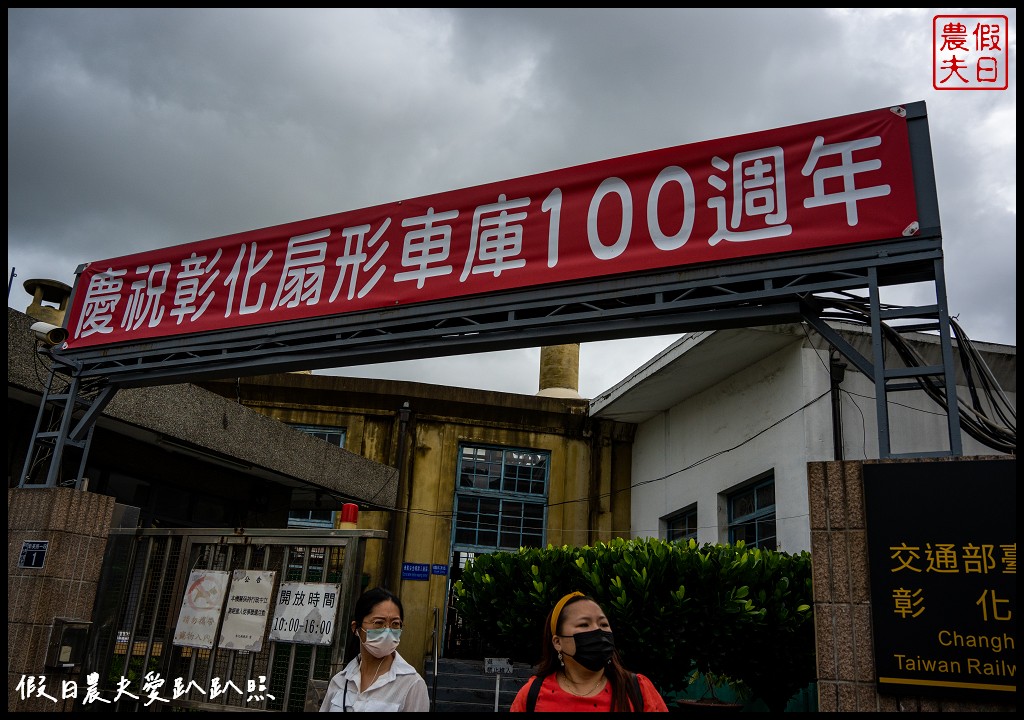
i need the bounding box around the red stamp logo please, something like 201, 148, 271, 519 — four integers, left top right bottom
933, 15, 1009, 90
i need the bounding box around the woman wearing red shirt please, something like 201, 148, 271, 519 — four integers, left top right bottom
509, 592, 668, 712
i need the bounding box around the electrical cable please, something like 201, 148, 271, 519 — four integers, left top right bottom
812, 297, 1015, 453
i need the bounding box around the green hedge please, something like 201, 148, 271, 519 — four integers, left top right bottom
452, 537, 815, 712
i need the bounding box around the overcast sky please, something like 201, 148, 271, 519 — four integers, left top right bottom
7, 8, 1016, 398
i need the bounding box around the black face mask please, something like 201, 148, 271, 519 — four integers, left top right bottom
566, 628, 615, 671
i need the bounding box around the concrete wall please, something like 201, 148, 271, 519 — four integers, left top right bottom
7, 488, 115, 712
809, 459, 1015, 712
629, 333, 1016, 554
630, 340, 818, 551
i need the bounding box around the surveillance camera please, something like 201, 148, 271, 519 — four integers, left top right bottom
30, 321, 70, 347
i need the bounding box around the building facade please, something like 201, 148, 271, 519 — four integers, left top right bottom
591, 322, 1016, 553
195, 363, 637, 668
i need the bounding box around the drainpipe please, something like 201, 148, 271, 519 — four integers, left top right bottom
399, 402, 413, 566
387, 402, 412, 589
829, 348, 847, 461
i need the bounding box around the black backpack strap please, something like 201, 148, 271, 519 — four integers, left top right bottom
525, 673, 548, 712
625, 672, 643, 712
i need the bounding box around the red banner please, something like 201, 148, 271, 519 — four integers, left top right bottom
63, 104, 918, 349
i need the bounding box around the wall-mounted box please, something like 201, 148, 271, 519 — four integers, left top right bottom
46, 618, 91, 670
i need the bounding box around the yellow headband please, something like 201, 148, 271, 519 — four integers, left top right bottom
550, 591, 584, 635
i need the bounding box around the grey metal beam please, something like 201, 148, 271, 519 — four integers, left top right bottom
49, 238, 943, 388
22, 249, 965, 495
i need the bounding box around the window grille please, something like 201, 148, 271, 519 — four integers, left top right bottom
452, 444, 548, 552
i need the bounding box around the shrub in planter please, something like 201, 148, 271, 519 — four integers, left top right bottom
448, 545, 573, 662
714, 546, 815, 712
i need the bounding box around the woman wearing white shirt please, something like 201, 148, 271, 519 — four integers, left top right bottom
319, 587, 430, 712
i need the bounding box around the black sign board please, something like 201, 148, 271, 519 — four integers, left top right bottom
19, 540, 49, 569
863, 459, 1016, 701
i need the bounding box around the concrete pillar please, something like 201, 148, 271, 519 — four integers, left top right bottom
8, 487, 116, 712
536, 344, 582, 399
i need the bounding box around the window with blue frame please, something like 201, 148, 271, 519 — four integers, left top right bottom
727, 476, 776, 550
287, 424, 347, 528
452, 445, 548, 551
287, 509, 335, 528
667, 506, 698, 542
288, 423, 346, 448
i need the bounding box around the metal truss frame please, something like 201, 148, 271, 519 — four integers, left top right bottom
19, 235, 964, 489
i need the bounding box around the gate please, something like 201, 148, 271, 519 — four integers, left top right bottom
83, 527, 386, 711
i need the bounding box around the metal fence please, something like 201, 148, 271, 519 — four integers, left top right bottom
82, 527, 385, 712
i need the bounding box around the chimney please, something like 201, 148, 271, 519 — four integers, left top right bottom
23, 278, 72, 326
536, 344, 582, 399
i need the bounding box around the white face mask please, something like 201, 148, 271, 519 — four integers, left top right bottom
360, 627, 401, 658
